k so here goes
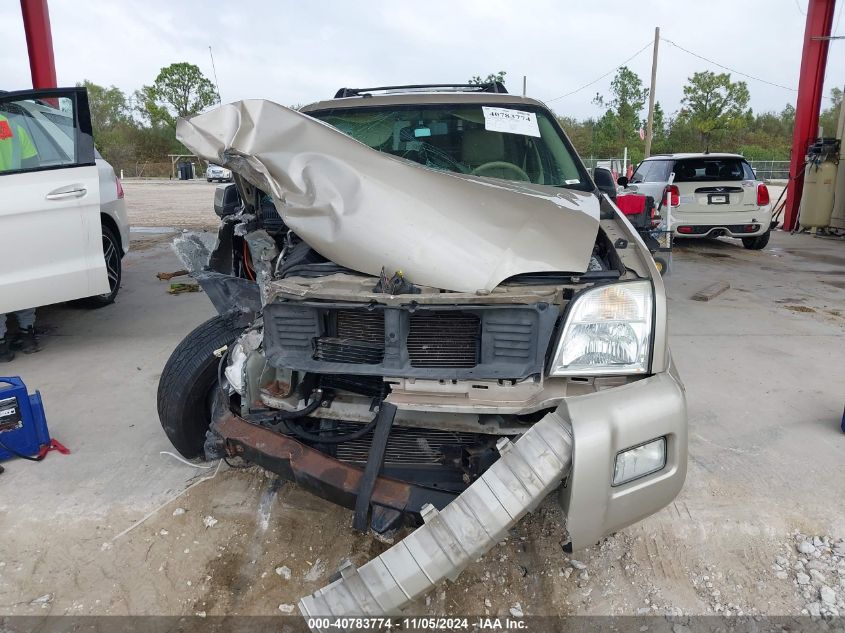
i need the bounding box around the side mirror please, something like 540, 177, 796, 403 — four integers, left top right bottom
593, 167, 617, 200
616, 176, 629, 187
213, 183, 241, 217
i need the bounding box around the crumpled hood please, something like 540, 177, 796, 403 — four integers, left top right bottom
177, 99, 600, 293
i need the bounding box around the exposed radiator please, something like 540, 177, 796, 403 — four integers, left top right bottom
407, 312, 479, 368
332, 423, 481, 465
313, 311, 385, 364
263, 301, 554, 379
313, 337, 384, 364
313, 310, 480, 369
336, 310, 384, 343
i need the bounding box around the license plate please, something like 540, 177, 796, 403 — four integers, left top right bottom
709, 194, 728, 204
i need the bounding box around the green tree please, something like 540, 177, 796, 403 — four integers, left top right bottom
468, 71, 506, 85
557, 115, 595, 156
139, 62, 219, 127
679, 71, 750, 151
79, 80, 131, 129
592, 66, 648, 160
818, 87, 842, 138
76, 80, 141, 170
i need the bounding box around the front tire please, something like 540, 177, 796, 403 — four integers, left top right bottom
157, 316, 243, 458
742, 230, 771, 250
77, 224, 122, 308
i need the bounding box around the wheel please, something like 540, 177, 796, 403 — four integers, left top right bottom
207, 178, 212, 182
76, 224, 122, 308
157, 315, 243, 458
742, 230, 770, 250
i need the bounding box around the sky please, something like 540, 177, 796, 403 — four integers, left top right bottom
2, 0, 843, 122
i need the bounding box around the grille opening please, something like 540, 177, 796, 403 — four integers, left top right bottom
314, 338, 384, 364
407, 312, 480, 368
313, 310, 385, 365
335, 310, 384, 343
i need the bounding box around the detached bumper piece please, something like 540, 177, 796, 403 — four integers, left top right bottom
298, 409, 573, 620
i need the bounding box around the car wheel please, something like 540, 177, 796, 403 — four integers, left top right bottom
742, 230, 771, 250
207, 178, 212, 182
76, 224, 122, 308
157, 315, 243, 458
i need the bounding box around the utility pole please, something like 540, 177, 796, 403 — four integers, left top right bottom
523, 75, 527, 97
644, 26, 660, 158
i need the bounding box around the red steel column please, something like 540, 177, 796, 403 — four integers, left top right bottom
20, 0, 57, 89
783, 0, 836, 231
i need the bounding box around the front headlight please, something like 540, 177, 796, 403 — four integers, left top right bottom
549, 280, 653, 376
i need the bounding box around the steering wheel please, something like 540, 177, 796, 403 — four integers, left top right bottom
471, 161, 531, 182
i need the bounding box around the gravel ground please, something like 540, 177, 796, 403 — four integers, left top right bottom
1, 180, 843, 623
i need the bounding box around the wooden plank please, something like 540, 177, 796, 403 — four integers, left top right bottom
691, 280, 730, 302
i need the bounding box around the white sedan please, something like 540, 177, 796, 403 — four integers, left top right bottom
206, 163, 232, 182
1, 87, 128, 314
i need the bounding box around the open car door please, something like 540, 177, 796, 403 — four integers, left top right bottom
0, 87, 107, 314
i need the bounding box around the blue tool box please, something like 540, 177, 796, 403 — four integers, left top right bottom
0, 376, 50, 461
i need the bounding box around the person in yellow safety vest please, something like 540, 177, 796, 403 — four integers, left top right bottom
0, 111, 41, 362
0, 112, 38, 172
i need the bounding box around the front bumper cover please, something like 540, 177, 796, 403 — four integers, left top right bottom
560, 367, 687, 550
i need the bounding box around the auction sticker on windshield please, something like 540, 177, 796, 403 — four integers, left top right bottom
482, 107, 540, 137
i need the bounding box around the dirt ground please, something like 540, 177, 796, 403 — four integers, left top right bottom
124, 178, 221, 230
1, 180, 843, 622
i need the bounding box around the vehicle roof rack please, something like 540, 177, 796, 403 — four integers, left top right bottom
333, 82, 508, 99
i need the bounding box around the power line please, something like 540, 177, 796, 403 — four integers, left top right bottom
661, 37, 798, 92
795, 0, 806, 15
546, 41, 653, 103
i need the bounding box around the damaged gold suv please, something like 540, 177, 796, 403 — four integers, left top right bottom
158, 82, 687, 617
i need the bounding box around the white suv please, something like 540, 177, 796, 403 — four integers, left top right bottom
623, 153, 772, 250
0, 87, 128, 313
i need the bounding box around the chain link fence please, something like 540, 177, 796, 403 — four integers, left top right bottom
747, 160, 790, 181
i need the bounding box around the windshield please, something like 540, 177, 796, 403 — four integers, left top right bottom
308, 103, 589, 190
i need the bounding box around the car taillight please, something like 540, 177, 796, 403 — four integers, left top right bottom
116, 177, 125, 199
756, 183, 769, 206
663, 185, 679, 207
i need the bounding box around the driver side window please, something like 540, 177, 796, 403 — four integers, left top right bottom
0, 95, 81, 174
